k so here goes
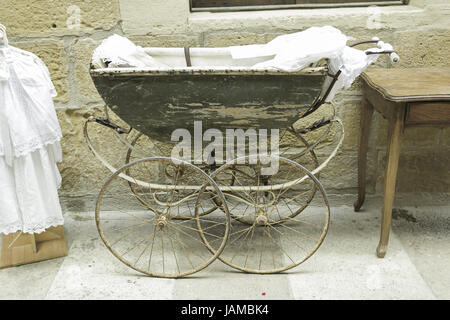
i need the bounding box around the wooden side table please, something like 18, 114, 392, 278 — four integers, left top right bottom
354, 67, 450, 258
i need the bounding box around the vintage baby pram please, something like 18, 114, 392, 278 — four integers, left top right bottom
85, 30, 399, 278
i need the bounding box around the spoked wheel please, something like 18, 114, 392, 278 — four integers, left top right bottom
209, 155, 330, 274
96, 157, 230, 278
236, 127, 321, 224
124, 132, 232, 219
214, 147, 317, 225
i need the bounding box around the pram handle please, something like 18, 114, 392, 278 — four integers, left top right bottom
299, 37, 399, 120
350, 37, 400, 63
388, 52, 400, 63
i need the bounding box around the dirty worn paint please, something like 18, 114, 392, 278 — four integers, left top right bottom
91, 71, 326, 142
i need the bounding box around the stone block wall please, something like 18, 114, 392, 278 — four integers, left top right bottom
1, 0, 448, 209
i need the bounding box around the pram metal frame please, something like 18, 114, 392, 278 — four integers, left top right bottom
85, 39, 398, 277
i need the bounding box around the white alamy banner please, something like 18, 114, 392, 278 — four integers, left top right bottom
171, 121, 280, 175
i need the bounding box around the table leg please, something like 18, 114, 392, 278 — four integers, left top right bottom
354, 98, 374, 212
377, 108, 405, 258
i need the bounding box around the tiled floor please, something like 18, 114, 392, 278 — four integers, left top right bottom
1, 204, 448, 300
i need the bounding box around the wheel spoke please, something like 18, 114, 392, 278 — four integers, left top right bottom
96, 157, 229, 278
264, 227, 296, 265
148, 225, 158, 272
266, 223, 309, 254
210, 155, 329, 274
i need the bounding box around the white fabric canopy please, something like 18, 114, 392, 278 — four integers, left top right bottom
230, 25, 348, 70
92, 34, 169, 69
230, 26, 381, 101
92, 27, 382, 102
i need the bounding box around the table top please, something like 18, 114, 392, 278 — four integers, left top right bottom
362, 67, 450, 102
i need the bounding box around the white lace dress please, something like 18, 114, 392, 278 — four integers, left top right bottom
0, 45, 64, 235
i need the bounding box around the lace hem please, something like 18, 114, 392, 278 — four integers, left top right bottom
0, 131, 62, 158
0, 217, 64, 236
14, 130, 62, 158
